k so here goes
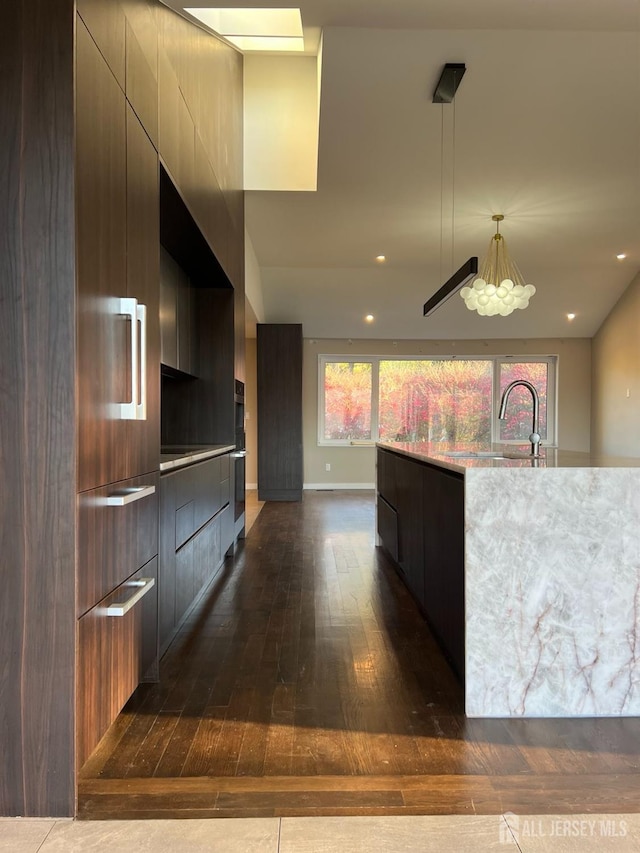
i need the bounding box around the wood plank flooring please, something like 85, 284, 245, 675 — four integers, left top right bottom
78, 491, 640, 818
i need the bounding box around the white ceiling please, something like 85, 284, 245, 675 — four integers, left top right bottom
166, 0, 640, 339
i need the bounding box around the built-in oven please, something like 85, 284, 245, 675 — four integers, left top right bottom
233, 379, 246, 530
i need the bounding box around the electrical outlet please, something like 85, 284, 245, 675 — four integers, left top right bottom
325, 463, 331, 472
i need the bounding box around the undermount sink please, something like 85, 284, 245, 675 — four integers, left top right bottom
444, 451, 532, 460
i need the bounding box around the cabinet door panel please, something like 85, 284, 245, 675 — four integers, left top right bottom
77, 0, 126, 88
77, 556, 158, 768
125, 20, 158, 146
377, 449, 397, 508
377, 495, 399, 563
423, 466, 465, 680
175, 537, 195, 626
76, 20, 128, 491
159, 471, 177, 648
395, 455, 425, 606
126, 105, 160, 478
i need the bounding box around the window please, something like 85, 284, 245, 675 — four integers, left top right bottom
323, 361, 373, 441
318, 355, 557, 446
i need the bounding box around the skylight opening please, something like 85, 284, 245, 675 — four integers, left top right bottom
185, 7, 304, 52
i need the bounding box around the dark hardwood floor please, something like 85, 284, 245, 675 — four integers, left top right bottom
78, 491, 640, 819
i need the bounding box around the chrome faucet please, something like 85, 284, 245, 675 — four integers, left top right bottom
498, 379, 541, 457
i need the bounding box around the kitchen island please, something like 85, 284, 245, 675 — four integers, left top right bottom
376, 441, 640, 718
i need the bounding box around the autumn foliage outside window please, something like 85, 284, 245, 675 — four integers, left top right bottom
324, 362, 372, 440
320, 356, 554, 445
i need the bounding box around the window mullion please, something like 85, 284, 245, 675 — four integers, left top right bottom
371, 357, 380, 441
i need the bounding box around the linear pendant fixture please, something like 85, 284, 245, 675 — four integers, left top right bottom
424, 62, 471, 317
423, 257, 478, 316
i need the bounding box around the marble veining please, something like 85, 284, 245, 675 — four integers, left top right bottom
465, 468, 640, 717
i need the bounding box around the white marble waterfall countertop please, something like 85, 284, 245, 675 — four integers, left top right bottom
377, 440, 640, 472
377, 441, 640, 718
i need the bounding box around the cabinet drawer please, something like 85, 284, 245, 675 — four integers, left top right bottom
218, 453, 230, 482
77, 557, 158, 768
377, 495, 399, 563
77, 472, 159, 616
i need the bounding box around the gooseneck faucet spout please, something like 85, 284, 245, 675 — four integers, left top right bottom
498, 379, 541, 457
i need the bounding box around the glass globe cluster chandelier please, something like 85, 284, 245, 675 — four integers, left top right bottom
460, 215, 535, 316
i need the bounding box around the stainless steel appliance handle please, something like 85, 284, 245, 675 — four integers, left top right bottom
106, 577, 155, 617
231, 451, 247, 458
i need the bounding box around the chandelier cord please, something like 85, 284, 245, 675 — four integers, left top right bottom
439, 105, 444, 288
451, 96, 456, 275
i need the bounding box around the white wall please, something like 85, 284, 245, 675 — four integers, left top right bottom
244, 54, 321, 191
302, 337, 592, 487
591, 274, 640, 457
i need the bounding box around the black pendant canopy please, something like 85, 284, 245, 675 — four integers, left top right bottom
432, 63, 466, 103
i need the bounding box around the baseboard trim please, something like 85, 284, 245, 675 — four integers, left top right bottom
304, 483, 376, 490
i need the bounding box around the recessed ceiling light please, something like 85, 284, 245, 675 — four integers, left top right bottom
184, 7, 304, 52
616, 253, 627, 260
567, 313, 576, 321
375, 255, 386, 263
365, 314, 375, 323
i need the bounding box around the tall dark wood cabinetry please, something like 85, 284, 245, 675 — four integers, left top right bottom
1, 0, 244, 817
257, 324, 304, 501
75, 19, 162, 771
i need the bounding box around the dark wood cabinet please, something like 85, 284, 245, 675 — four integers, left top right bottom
125, 18, 158, 146
376, 448, 465, 680
159, 455, 234, 652
77, 472, 159, 617
75, 19, 162, 775
257, 324, 303, 501
377, 448, 397, 508
76, 19, 129, 493
3, 0, 244, 818
395, 454, 425, 606
160, 246, 195, 375
423, 465, 465, 679
77, 556, 158, 768
126, 105, 161, 477
76, 0, 126, 89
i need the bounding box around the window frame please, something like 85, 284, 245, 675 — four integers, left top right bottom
318, 354, 558, 447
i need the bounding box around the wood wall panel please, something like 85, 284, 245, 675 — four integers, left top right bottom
0, 0, 77, 817
0, 0, 27, 817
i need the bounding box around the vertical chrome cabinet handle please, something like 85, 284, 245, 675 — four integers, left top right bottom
136, 302, 147, 421
118, 297, 138, 420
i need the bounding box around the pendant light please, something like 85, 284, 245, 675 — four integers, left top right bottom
460, 215, 536, 316
423, 63, 480, 317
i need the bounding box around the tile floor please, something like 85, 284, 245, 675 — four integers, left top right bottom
2, 814, 639, 852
